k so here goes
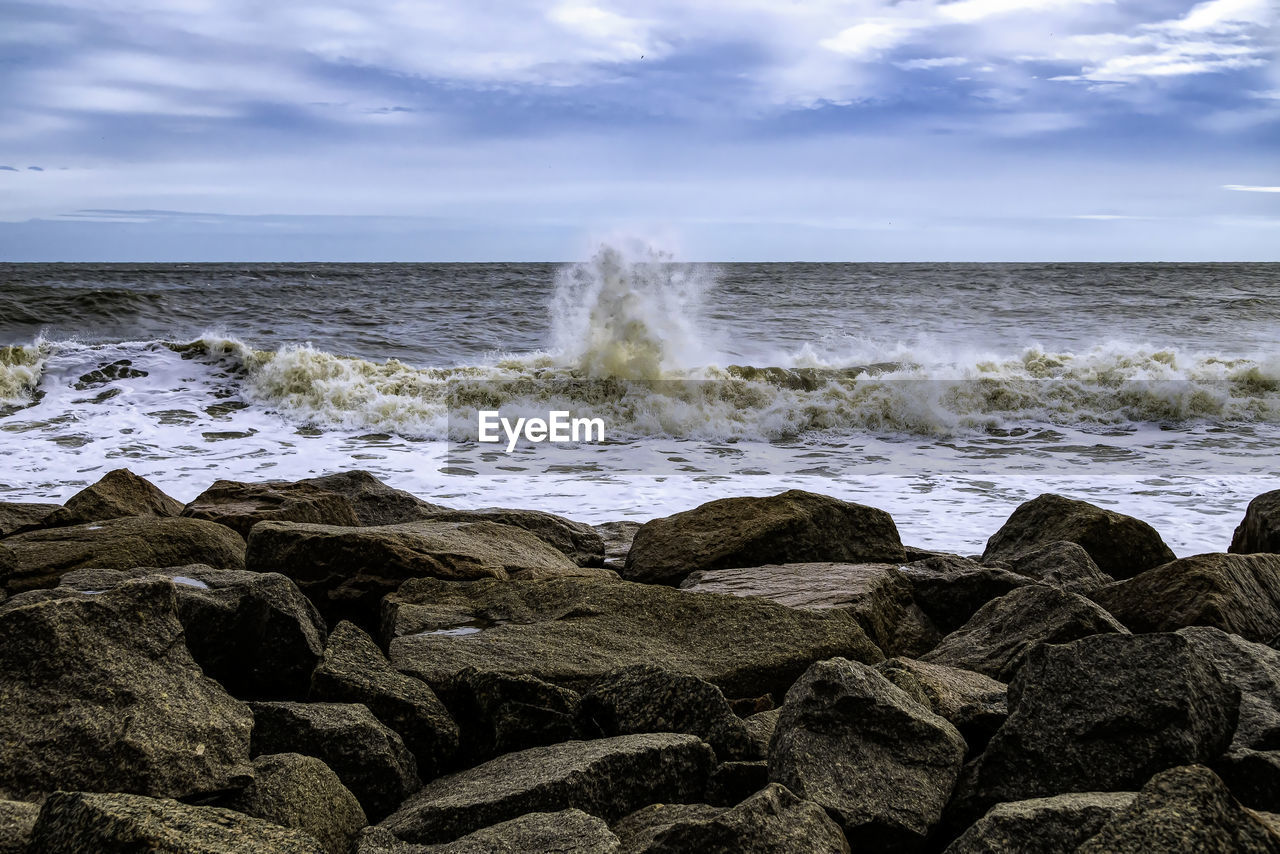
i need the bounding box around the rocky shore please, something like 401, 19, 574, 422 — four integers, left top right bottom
2, 470, 1280, 852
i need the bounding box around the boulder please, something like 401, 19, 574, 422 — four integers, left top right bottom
183, 479, 362, 538
896, 556, 1034, 635
942, 791, 1135, 854
26, 791, 325, 854
298, 471, 445, 526
1093, 553, 1280, 643
768, 657, 966, 850
441, 668, 585, 765
623, 490, 906, 586
223, 753, 367, 854
249, 702, 421, 822
419, 508, 605, 566
1214, 748, 1280, 812
614, 783, 850, 853
1003, 540, 1114, 593
744, 709, 781, 759
982, 494, 1175, 578
581, 664, 758, 760
377, 733, 714, 845
595, 520, 640, 571
921, 585, 1128, 681
43, 468, 183, 527
358, 809, 620, 853
706, 761, 770, 806
874, 658, 1008, 753
384, 576, 883, 702
950, 633, 1239, 827
0, 516, 246, 593
1076, 765, 1280, 853
0, 578, 253, 800
1231, 490, 1280, 555
0, 502, 57, 537
1175, 627, 1280, 751
310, 621, 459, 778
248, 520, 594, 628
680, 562, 939, 657
0, 800, 39, 854
62, 565, 326, 700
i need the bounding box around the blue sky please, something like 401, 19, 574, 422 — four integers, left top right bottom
0, 0, 1276, 260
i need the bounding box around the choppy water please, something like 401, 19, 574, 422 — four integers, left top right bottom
2, 245, 1278, 556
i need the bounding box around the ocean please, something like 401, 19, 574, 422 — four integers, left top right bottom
2, 245, 1278, 556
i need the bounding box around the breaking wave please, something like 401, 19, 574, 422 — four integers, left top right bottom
0, 341, 49, 406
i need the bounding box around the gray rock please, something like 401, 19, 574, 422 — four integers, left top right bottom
377, 733, 714, 845
1232, 490, 1280, 556
183, 478, 362, 538
0, 502, 58, 537
897, 556, 1034, 635
982, 493, 1175, 578
624, 490, 906, 586
0, 800, 39, 854
921, 584, 1128, 681
419, 508, 605, 567
43, 468, 183, 528
442, 668, 585, 764
942, 791, 1135, 854
1214, 748, 1280, 812
743, 709, 781, 759
1004, 540, 1114, 593
358, 809, 621, 853
223, 753, 367, 854
1176, 627, 1280, 751
874, 657, 1008, 752
768, 657, 966, 851
298, 471, 446, 526
595, 520, 640, 571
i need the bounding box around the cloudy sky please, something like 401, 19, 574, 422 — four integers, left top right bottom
0, 0, 1276, 260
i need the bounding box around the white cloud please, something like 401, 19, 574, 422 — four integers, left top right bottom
1224, 184, 1280, 192
896, 56, 969, 70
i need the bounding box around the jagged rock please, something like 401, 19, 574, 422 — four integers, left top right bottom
249, 702, 421, 822
768, 657, 966, 851
581, 664, 758, 760
896, 556, 1034, 635
43, 468, 183, 527
0, 502, 58, 537
744, 709, 781, 759
377, 733, 714, 845
595, 520, 640, 570
385, 576, 883, 702
358, 809, 621, 853
680, 562, 939, 658
419, 508, 605, 566
1175, 627, 1280, 751
1094, 553, 1280, 643
982, 493, 1175, 578
0, 578, 253, 800
942, 791, 1135, 854
311, 622, 459, 777
26, 791, 325, 854
949, 633, 1239, 828
183, 479, 362, 538
874, 658, 1008, 752
1231, 490, 1280, 555
223, 753, 367, 854
623, 490, 906, 586
1214, 748, 1280, 812
73, 358, 146, 387
706, 761, 770, 807
0, 800, 39, 854
615, 784, 850, 853
62, 565, 326, 700
298, 471, 445, 526
1004, 540, 1114, 592
442, 668, 585, 765
1076, 765, 1280, 853
922, 585, 1128, 681
0, 516, 246, 593
248, 520, 595, 627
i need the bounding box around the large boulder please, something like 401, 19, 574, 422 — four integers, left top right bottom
442, 668, 586, 765
0, 578, 253, 800
623, 490, 906, 586
249, 702, 421, 822
223, 753, 367, 854
896, 556, 1033, 635
943, 791, 1135, 854
874, 657, 1008, 753
376, 733, 713, 845
26, 791, 326, 854
0, 800, 38, 854
297, 471, 445, 526
248, 520, 595, 627
1076, 765, 1280, 853
921, 584, 1128, 681
982, 494, 1175, 578
1231, 490, 1280, 555
949, 632, 1240, 827
1176, 626, 1280, 751
0, 502, 58, 537
43, 468, 183, 527
359, 809, 620, 853
62, 565, 326, 700
768, 657, 966, 850
419, 508, 605, 566
680, 562, 939, 658
1093, 553, 1280, 643
614, 783, 850, 853
310, 621, 459, 778
1003, 540, 1114, 593
183, 479, 361, 538
0, 516, 246, 593
384, 576, 883, 702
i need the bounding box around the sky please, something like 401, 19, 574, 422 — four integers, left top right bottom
0, 0, 1277, 261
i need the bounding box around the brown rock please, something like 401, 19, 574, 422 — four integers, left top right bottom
44, 468, 183, 527
183, 479, 361, 538
1231, 490, 1280, 556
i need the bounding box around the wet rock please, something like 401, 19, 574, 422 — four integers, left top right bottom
419, 507, 605, 566
359, 809, 621, 853
184, 479, 361, 538
0, 516, 246, 593
680, 562, 939, 658
310, 621, 459, 778
1094, 553, 1280, 643
249, 701, 421, 822
1175, 627, 1280, 751
298, 471, 445, 526
1076, 765, 1280, 853
385, 576, 883, 702
897, 556, 1034, 635
1213, 748, 1280, 812
768, 657, 966, 851
1231, 490, 1280, 556
921, 584, 1128, 681
44, 468, 183, 527
377, 733, 714, 845
223, 753, 367, 854
0, 578, 253, 801
874, 657, 1008, 752
0, 502, 58, 537
26, 791, 325, 854
0, 800, 39, 854
982, 493, 1175, 578
442, 668, 584, 765
74, 359, 146, 388
706, 761, 770, 807
595, 520, 640, 571
942, 791, 1136, 854
582, 664, 758, 760
1004, 540, 1114, 593
624, 490, 906, 586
